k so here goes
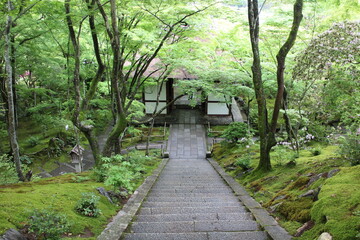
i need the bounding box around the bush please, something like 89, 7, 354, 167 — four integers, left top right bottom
75, 192, 101, 217
0, 154, 18, 184
222, 122, 249, 144
28, 209, 70, 240
104, 163, 137, 193
20, 155, 33, 165
339, 132, 360, 166
26, 136, 41, 147
235, 156, 251, 170
310, 147, 322, 156
272, 146, 297, 166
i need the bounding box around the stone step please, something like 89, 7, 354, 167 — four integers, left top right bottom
135, 212, 253, 222
147, 192, 238, 198
148, 188, 233, 194
130, 220, 260, 233
124, 231, 269, 240
152, 183, 228, 187
124, 232, 208, 240
145, 196, 239, 203
141, 201, 242, 208
139, 206, 247, 215
150, 186, 231, 190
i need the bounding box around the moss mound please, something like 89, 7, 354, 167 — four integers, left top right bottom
300, 165, 360, 240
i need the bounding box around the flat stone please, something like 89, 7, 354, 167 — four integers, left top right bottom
124, 233, 208, 240
208, 231, 269, 240
139, 206, 247, 215
1, 229, 27, 240
194, 220, 259, 232
131, 221, 194, 233
142, 201, 241, 208
263, 225, 292, 240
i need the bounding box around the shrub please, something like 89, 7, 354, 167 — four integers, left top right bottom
20, 155, 33, 165
75, 192, 101, 217
0, 154, 18, 184
310, 147, 322, 156
26, 136, 41, 147
339, 132, 360, 166
222, 122, 249, 144
235, 156, 251, 170
104, 163, 137, 193
272, 146, 297, 166
28, 209, 70, 240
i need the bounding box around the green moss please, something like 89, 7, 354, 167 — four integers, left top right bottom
212, 142, 359, 238
304, 166, 360, 240
0, 154, 162, 238
0, 174, 117, 236
278, 198, 313, 223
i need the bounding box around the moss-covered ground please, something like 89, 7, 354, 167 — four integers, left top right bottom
0, 153, 162, 239
212, 142, 360, 239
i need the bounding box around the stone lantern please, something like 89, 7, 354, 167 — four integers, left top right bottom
69, 144, 84, 172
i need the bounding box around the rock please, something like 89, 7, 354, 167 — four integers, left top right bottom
269, 202, 283, 213
0, 229, 27, 240
294, 220, 315, 237
96, 187, 114, 204
318, 232, 332, 240
299, 189, 315, 198
306, 173, 323, 188
327, 169, 340, 178
274, 195, 287, 201
299, 187, 321, 201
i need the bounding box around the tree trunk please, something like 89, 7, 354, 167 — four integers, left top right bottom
248, 0, 273, 172
5, 0, 25, 182
248, 0, 303, 172
102, 111, 127, 156
65, 0, 102, 166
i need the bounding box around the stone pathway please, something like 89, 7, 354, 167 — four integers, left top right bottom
123, 124, 269, 240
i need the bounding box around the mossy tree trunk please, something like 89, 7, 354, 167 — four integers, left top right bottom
247, 0, 303, 172
4, 0, 25, 182
65, 0, 103, 166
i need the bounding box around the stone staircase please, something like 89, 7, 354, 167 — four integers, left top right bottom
123, 124, 269, 240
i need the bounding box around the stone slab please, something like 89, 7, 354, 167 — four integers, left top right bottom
124, 233, 208, 240
194, 220, 259, 232
131, 221, 194, 233
208, 231, 269, 240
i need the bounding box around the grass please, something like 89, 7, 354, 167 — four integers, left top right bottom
0, 151, 162, 239
212, 141, 360, 239
0, 173, 118, 239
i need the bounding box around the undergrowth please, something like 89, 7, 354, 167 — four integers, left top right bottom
212, 142, 360, 239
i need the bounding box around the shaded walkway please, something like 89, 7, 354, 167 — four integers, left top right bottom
124, 124, 268, 239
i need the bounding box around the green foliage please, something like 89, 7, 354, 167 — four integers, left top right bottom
311, 147, 322, 156
235, 156, 251, 170
20, 155, 33, 165
75, 192, 102, 217
28, 209, 70, 240
98, 153, 151, 193
272, 146, 297, 166
104, 164, 137, 193
0, 154, 18, 185
339, 132, 360, 166
25, 136, 41, 147
222, 122, 249, 144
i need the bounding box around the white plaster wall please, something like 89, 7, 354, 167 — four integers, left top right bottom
145, 102, 167, 114
144, 85, 167, 101
207, 102, 229, 115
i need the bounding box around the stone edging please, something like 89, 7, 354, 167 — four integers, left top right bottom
97, 157, 169, 240
207, 158, 292, 240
